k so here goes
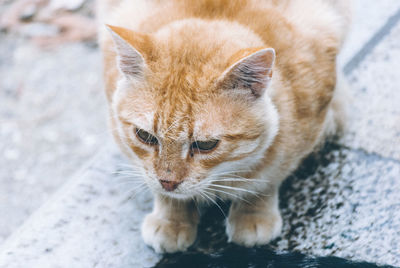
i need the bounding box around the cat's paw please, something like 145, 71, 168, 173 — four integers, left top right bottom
141, 213, 197, 253
226, 210, 282, 247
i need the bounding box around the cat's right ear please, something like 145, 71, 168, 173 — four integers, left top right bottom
106, 25, 150, 79
217, 48, 275, 99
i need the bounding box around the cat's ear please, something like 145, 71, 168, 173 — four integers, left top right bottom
106, 25, 151, 79
218, 48, 275, 98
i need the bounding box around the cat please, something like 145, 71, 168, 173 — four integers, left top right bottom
98, 0, 350, 253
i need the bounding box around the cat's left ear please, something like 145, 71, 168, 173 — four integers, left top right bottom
106, 24, 152, 79
218, 48, 275, 98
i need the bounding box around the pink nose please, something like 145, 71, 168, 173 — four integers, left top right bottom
159, 180, 181, 191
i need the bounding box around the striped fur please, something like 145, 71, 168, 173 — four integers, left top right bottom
99, 0, 350, 253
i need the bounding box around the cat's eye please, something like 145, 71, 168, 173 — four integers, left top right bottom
135, 128, 158, 145
191, 140, 219, 153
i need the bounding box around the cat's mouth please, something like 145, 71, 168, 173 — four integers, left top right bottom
156, 181, 204, 200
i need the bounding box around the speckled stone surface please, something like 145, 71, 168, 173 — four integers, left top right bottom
341, 22, 400, 160
0, 144, 160, 268
0, 0, 105, 246
0, 35, 106, 245
274, 143, 400, 265
150, 142, 400, 267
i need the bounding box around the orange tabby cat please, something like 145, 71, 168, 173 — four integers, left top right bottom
98, 0, 350, 253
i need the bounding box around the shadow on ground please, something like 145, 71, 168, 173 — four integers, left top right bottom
154, 141, 399, 267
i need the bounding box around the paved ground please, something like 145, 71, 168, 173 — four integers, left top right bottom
0, 0, 106, 245
0, 0, 399, 266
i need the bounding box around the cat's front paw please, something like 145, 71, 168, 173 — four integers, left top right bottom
226, 210, 282, 247
141, 213, 197, 253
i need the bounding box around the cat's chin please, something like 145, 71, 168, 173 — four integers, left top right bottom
159, 191, 195, 200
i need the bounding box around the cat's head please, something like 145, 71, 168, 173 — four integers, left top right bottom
107, 21, 279, 200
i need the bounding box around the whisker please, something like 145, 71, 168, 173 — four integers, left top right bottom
207, 174, 256, 182
208, 187, 252, 205
190, 196, 201, 216
197, 190, 226, 218
207, 177, 265, 184
113, 173, 143, 179
210, 184, 268, 198
114, 165, 140, 170
119, 181, 147, 192
209, 169, 253, 176
113, 176, 143, 181
119, 183, 149, 203
115, 180, 143, 187
113, 171, 144, 177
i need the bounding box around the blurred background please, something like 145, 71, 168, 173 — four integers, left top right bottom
0, 0, 107, 245
0, 0, 399, 256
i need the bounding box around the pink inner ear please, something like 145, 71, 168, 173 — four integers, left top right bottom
107, 25, 146, 78
221, 48, 275, 98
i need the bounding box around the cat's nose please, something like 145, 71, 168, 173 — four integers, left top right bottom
159, 179, 181, 192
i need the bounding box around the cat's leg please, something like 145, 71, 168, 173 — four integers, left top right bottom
141, 195, 199, 253
226, 186, 282, 247
323, 70, 349, 139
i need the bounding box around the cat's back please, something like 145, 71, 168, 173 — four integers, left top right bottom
99, 0, 349, 38
100, 0, 349, 74
99, 0, 349, 118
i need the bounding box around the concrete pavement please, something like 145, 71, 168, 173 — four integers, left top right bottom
0, 0, 399, 267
